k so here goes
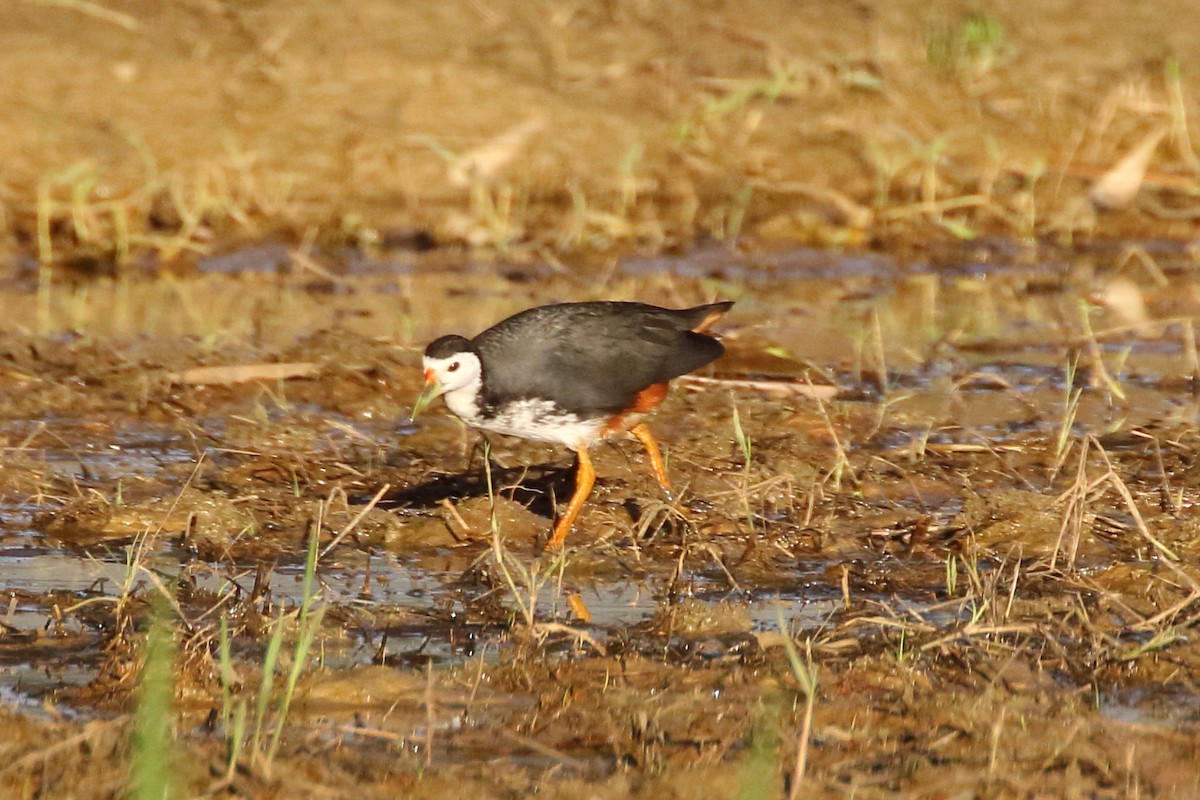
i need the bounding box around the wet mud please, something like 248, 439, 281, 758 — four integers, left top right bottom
3, 243, 1200, 797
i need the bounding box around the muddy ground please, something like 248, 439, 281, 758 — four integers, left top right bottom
4, 1, 1200, 799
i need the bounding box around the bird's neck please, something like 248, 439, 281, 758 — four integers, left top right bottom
443, 377, 484, 423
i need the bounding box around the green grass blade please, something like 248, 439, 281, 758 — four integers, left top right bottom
130, 601, 177, 800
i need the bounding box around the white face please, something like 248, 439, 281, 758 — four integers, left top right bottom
422, 350, 482, 394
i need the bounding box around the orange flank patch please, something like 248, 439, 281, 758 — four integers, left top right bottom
603, 382, 669, 436
632, 382, 669, 413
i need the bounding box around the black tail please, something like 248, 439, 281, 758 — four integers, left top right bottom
664, 301, 733, 378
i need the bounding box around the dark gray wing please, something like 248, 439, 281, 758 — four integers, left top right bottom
473, 302, 730, 414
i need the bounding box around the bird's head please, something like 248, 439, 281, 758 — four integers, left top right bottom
411, 335, 482, 418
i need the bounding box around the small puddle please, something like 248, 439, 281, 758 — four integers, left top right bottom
1100, 688, 1200, 728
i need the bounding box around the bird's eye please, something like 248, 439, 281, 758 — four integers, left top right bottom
447, 362, 460, 373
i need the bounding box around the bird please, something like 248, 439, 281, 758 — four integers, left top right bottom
413, 300, 733, 549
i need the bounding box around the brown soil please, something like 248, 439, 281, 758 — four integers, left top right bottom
5, 257, 1200, 797
4, 0, 1200, 269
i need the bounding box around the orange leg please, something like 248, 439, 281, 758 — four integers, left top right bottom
566, 592, 592, 622
546, 445, 596, 550
631, 423, 672, 494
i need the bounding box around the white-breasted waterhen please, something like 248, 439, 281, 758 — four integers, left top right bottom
413, 300, 733, 549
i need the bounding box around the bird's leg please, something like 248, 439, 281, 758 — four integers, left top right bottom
631, 423, 672, 497
546, 445, 595, 550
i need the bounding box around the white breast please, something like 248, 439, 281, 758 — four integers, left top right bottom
471, 397, 608, 448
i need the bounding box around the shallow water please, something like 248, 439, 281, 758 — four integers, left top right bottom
3, 243, 1200, 778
